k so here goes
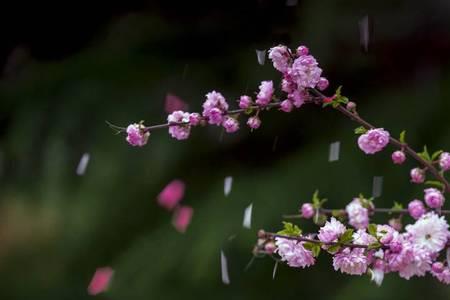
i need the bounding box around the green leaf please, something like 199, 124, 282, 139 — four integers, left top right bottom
368, 241, 382, 250
244, 108, 254, 115
331, 209, 344, 217
313, 214, 327, 226
312, 244, 321, 257
425, 180, 445, 189
277, 222, 302, 237
303, 242, 315, 251
327, 244, 341, 254
419, 145, 432, 162
354, 126, 368, 135
339, 229, 354, 244
391, 201, 404, 213
335, 85, 343, 96
432, 150, 444, 161
368, 224, 378, 237
399, 130, 406, 144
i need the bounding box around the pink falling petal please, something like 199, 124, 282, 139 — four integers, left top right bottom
172, 205, 193, 233
165, 93, 188, 113
87, 267, 114, 296
157, 180, 185, 211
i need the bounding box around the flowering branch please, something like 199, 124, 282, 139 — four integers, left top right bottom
113, 43, 450, 286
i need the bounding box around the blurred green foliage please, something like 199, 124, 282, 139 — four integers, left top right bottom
1, 1, 450, 299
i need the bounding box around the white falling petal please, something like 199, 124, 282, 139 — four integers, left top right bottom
272, 261, 279, 280
328, 141, 341, 162
224, 176, 233, 196
372, 176, 383, 198
243, 203, 253, 229
359, 15, 372, 53
76, 153, 90, 176
286, 0, 298, 6
221, 250, 230, 285
255, 49, 267, 65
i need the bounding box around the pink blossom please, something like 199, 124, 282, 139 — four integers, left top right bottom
318, 217, 346, 243
222, 116, 239, 133
172, 205, 193, 233
88, 267, 114, 295
424, 188, 445, 209
370, 259, 385, 286
376, 225, 395, 245
126, 123, 150, 147
432, 262, 445, 274
346, 198, 370, 229
357, 128, 390, 154
410, 168, 425, 184
189, 113, 202, 126
333, 248, 368, 275
288, 89, 307, 108
405, 212, 449, 254
239, 95, 252, 109
432, 267, 450, 284
167, 110, 191, 140
202, 91, 229, 125
397, 244, 432, 279
268, 45, 291, 73
281, 76, 296, 93
391, 151, 406, 164
280, 99, 294, 112
353, 229, 377, 246
300, 203, 315, 219
157, 180, 185, 210
317, 77, 329, 91
275, 237, 315, 268
439, 152, 450, 171
247, 116, 261, 129
296, 45, 309, 56
255, 81, 274, 106
408, 200, 426, 220
289, 55, 322, 89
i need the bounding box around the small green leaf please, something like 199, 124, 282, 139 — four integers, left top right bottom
419, 145, 432, 162
303, 242, 315, 251
335, 86, 343, 96
331, 209, 345, 217
244, 108, 254, 115
368, 241, 382, 250
425, 180, 445, 189
432, 150, 444, 161
327, 244, 341, 254
354, 126, 368, 135
313, 214, 327, 226
277, 222, 302, 237
368, 224, 378, 237
391, 201, 404, 213
312, 244, 321, 257
399, 130, 406, 144
339, 229, 354, 244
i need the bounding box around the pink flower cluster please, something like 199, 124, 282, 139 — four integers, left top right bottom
272, 196, 450, 286
357, 128, 390, 154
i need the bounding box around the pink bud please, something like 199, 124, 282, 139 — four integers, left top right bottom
264, 242, 276, 254
317, 77, 329, 91
408, 199, 426, 220
391, 151, 406, 165
410, 168, 425, 184
280, 99, 294, 112
247, 116, 261, 129
126, 124, 150, 147
424, 188, 445, 209
239, 95, 252, 109
300, 203, 315, 219
222, 116, 240, 133
88, 267, 114, 295
172, 205, 193, 233
432, 262, 445, 274
296, 45, 309, 56
439, 152, 450, 171
346, 101, 356, 111
157, 180, 185, 210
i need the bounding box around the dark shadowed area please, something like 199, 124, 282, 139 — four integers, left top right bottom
1, 0, 450, 299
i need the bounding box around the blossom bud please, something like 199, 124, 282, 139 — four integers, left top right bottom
410, 168, 425, 184
408, 200, 426, 220
300, 203, 315, 219
391, 151, 406, 165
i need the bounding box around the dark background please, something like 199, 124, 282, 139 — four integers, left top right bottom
1, 0, 450, 299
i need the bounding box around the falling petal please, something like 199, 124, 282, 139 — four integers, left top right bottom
157, 180, 185, 210
87, 267, 114, 296
255, 49, 267, 65
172, 205, 193, 233
221, 250, 230, 285
372, 176, 383, 198
285, 0, 298, 6
272, 261, 279, 280
224, 176, 233, 196
228, 234, 237, 241
243, 203, 253, 229
76, 153, 90, 176
359, 15, 373, 53
328, 141, 341, 162
165, 93, 188, 113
